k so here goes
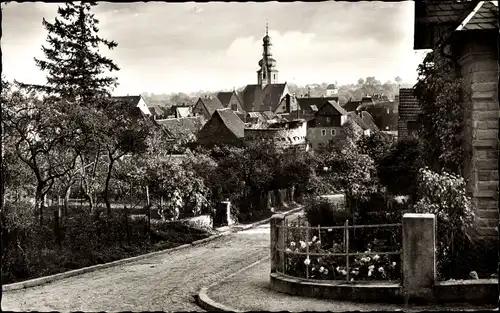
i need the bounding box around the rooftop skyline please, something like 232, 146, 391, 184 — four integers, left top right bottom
2, 2, 429, 95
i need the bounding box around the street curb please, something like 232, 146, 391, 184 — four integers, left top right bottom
197, 257, 270, 313
196, 206, 303, 312
2, 231, 230, 292
2, 205, 303, 292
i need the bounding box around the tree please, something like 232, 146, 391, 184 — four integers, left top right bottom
413, 52, 465, 175
378, 137, 425, 200
24, 2, 119, 105
357, 132, 393, 164
394, 76, 402, 85
2, 88, 81, 225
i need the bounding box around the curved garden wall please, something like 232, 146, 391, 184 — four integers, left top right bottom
269, 213, 497, 304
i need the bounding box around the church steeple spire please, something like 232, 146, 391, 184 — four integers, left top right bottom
257, 21, 278, 87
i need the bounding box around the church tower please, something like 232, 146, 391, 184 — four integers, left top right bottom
257, 22, 278, 87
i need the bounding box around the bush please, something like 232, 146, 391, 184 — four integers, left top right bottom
304, 196, 351, 227
378, 137, 425, 199
413, 168, 476, 280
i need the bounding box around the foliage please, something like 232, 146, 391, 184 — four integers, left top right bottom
378, 137, 425, 199
318, 139, 379, 202
413, 52, 465, 175
24, 2, 119, 103
304, 197, 351, 227
413, 168, 476, 279
357, 132, 393, 164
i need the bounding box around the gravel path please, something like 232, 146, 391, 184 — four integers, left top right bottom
2, 224, 272, 312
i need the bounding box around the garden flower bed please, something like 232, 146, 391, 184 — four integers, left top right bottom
277, 217, 402, 282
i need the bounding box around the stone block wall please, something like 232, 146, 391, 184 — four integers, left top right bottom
457, 32, 499, 239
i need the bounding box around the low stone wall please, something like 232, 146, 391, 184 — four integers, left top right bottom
269, 213, 498, 304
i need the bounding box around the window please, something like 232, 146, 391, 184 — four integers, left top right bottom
331, 129, 336, 136
326, 117, 331, 124
231, 103, 238, 111
273, 74, 276, 80
321, 129, 326, 136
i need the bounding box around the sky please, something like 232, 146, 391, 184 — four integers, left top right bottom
2, 1, 429, 95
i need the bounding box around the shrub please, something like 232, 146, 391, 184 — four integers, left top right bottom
304, 196, 351, 227
378, 137, 425, 199
413, 167, 476, 280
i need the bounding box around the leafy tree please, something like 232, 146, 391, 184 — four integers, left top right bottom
2, 88, 81, 225
378, 137, 425, 200
23, 1, 119, 104
357, 132, 393, 164
394, 76, 402, 85
319, 139, 379, 205
413, 52, 465, 175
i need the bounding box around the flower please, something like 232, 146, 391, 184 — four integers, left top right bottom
351, 270, 359, 275
316, 240, 321, 246
327, 228, 332, 232
368, 270, 373, 277
290, 241, 296, 247
341, 270, 348, 276
311, 267, 315, 271
368, 265, 375, 270
304, 258, 311, 266
336, 266, 341, 272
312, 236, 317, 242
373, 255, 380, 261
285, 248, 291, 253
365, 257, 371, 262
300, 241, 307, 249
391, 262, 397, 267
323, 269, 329, 275
319, 266, 325, 273
378, 267, 384, 273
350, 278, 354, 281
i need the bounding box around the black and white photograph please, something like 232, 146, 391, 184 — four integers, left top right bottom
1, 0, 499, 311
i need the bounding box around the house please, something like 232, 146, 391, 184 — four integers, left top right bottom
358, 100, 398, 131
171, 105, 192, 118
217, 91, 245, 114
398, 88, 421, 138
148, 105, 170, 119
245, 111, 283, 125
197, 108, 245, 147
306, 100, 349, 151
192, 96, 225, 120
111, 95, 151, 116
240, 83, 295, 113
156, 116, 205, 143
294, 96, 340, 121
414, 0, 499, 238
326, 83, 338, 97
343, 98, 363, 112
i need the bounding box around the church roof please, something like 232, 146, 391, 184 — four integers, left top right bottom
241, 83, 287, 112
215, 108, 245, 139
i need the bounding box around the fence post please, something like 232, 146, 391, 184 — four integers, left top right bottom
124, 205, 131, 246
345, 219, 350, 282
402, 213, 436, 301
306, 221, 309, 279
53, 210, 61, 248
270, 214, 285, 274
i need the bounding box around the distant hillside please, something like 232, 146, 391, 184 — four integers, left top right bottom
141, 77, 411, 107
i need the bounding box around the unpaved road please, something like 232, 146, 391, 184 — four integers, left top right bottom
2, 224, 271, 312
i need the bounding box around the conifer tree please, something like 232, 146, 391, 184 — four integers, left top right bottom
27, 1, 119, 105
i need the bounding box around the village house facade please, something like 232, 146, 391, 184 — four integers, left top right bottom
398, 88, 421, 139
414, 0, 499, 238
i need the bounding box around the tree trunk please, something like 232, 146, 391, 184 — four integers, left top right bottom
104, 158, 115, 216
84, 192, 95, 213
35, 185, 45, 227
64, 185, 72, 217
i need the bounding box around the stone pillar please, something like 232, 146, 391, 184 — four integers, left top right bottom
270, 214, 285, 273
457, 31, 499, 238
402, 213, 436, 301
221, 201, 233, 226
